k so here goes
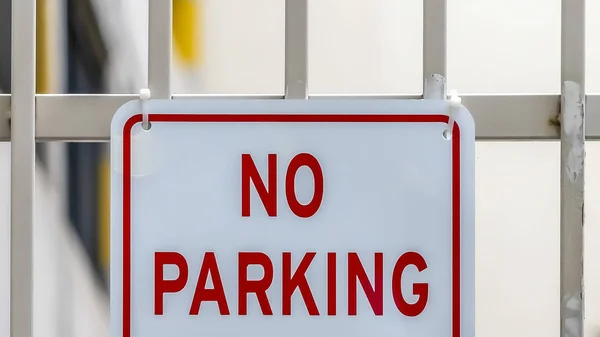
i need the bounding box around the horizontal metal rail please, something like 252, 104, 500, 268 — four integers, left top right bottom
0, 93, 598, 141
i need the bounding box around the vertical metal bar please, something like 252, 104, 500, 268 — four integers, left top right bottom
561, 0, 585, 87
423, 0, 446, 97
423, 74, 446, 100
560, 81, 585, 337
284, 0, 308, 99
10, 0, 36, 336
148, 0, 172, 98
560, 0, 585, 336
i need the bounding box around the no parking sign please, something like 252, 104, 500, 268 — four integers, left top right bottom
110, 99, 475, 337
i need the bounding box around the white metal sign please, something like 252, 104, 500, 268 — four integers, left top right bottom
110, 99, 475, 337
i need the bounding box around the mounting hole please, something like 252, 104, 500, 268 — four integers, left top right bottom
442, 129, 452, 140
142, 121, 152, 131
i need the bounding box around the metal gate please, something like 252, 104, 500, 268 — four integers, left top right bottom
7, 0, 587, 336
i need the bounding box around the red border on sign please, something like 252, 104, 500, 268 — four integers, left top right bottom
121, 113, 461, 337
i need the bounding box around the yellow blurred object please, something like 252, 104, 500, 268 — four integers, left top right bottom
173, 0, 202, 66
98, 155, 110, 274
36, 0, 48, 93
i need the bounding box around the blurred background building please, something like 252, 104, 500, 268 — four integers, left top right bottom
32, 0, 204, 284
3, 1, 600, 337
0, 1, 205, 336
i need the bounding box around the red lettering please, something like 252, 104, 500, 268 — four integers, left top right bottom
154, 252, 188, 315
392, 252, 429, 316
347, 252, 383, 316
282, 252, 319, 315
190, 252, 230, 315
327, 252, 336, 315
241, 154, 277, 217
285, 153, 324, 218
155, 251, 429, 317
241, 153, 324, 218
238, 252, 274, 315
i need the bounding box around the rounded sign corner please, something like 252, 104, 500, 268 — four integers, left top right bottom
111, 99, 141, 136
455, 106, 475, 140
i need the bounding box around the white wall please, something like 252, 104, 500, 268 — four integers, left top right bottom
109, 0, 600, 93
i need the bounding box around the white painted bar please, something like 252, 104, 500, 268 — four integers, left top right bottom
148, 0, 172, 99
0, 93, 598, 141
284, 0, 308, 99
10, 0, 36, 336
423, 0, 446, 85
560, 0, 586, 335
